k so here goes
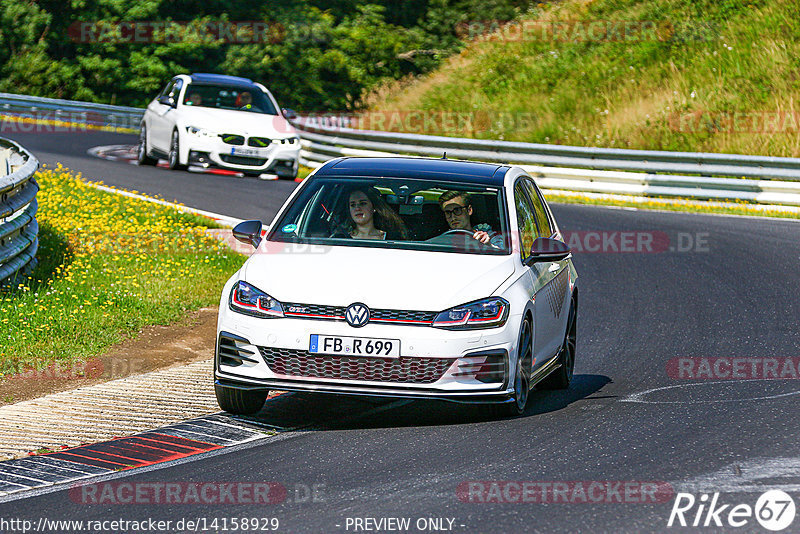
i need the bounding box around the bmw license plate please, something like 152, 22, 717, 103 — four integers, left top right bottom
230, 146, 268, 157
309, 335, 400, 358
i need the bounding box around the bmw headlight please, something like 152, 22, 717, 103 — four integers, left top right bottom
229, 281, 284, 318
186, 126, 218, 137
432, 297, 509, 330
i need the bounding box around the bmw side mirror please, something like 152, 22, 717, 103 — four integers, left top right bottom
233, 220, 263, 249
158, 95, 176, 107
282, 108, 297, 120
529, 237, 571, 262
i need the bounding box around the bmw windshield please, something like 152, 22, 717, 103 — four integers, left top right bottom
268, 177, 510, 255
182, 84, 278, 115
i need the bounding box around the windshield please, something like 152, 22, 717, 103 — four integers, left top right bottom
182, 84, 278, 115
268, 177, 510, 255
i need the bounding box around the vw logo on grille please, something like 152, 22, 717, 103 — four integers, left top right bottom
345, 303, 370, 328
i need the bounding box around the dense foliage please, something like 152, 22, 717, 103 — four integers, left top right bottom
0, 0, 532, 110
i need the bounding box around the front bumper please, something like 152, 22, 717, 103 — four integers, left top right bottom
215, 307, 522, 403
215, 376, 514, 405
184, 134, 300, 174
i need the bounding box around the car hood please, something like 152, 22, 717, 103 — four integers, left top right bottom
181, 107, 295, 137
242, 245, 516, 311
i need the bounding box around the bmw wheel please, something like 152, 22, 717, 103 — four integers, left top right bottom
497, 317, 532, 417
540, 298, 577, 390
137, 125, 157, 166
168, 129, 186, 170
214, 384, 268, 415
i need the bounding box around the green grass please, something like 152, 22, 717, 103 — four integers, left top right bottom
0, 165, 244, 377
367, 0, 800, 158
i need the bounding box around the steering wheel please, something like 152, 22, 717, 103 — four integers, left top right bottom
439, 228, 475, 237
425, 228, 492, 249
439, 229, 475, 237
425, 229, 473, 243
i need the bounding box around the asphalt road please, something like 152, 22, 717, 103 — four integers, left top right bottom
6, 130, 297, 222
2, 132, 800, 533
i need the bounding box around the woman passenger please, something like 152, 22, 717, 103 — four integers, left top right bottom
333, 186, 408, 240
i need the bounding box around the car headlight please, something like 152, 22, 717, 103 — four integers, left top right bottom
186, 126, 218, 137
229, 281, 284, 318
432, 297, 509, 330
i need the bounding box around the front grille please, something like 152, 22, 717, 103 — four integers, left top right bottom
260, 347, 454, 384
219, 134, 245, 145
282, 302, 436, 326
372, 309, 437, 324
248, 136, 271, 147
219, 154, 268, 166
284, 303, 344, 318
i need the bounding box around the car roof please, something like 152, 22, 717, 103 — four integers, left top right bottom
313, 157, 510, 186
189, 73, 256, 87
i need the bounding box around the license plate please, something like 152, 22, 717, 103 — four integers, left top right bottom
230, 146, 268, 157
309, 335, 400, 358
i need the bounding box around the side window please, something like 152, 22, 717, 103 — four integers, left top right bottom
514, 183, 538, 260
523, 179, 553, 237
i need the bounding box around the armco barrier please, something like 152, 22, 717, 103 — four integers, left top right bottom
3, 92, 800, 207
0, 92, 143, 131
293, 116, 800, 208
0, 138, 39, 285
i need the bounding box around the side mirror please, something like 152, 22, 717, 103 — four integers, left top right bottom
282, 108, 297, 120
529, 237, 571, 262
158, 95, 176, 107
233, 220, 263, 249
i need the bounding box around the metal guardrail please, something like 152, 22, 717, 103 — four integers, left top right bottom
0, 92, 143, 131
0, 138, 40, 286
2, 92, 800, 207
293, 116, 800, 208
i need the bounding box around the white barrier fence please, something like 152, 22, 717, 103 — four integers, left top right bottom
0, 138, 39, 285
293, 117, 800, 208
3, 92, 800, 208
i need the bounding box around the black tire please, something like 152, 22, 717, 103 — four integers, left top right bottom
540, 299, 577, 390
282, 166, 299, 180
496, 317, 533, 417
137, 125, 157, 166
168, 129, 186, 170
215, 384, 267, 415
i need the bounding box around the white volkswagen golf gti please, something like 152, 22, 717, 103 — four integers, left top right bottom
215, 157, 578, 416
138, 73, 300, 178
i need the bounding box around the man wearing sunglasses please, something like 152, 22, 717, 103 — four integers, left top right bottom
438, 191, 503, 248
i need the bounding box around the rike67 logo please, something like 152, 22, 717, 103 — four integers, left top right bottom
668, 490, 796, 531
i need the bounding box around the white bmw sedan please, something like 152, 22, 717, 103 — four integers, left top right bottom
215, 157, 578, 416
138, 73, 300, 178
